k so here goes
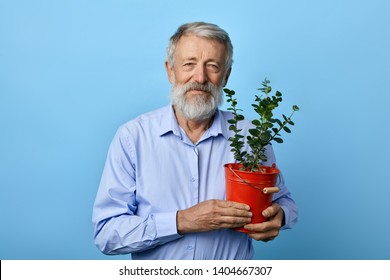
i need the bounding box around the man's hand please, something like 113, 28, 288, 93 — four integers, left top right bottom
243, 203, 284, 241
177, 199, 252, 234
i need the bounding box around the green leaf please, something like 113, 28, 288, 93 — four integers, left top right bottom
274, 137, 283, 143
236, 114, 245, 121
249, 128, 260, 137
223, 88, 235, 95
283, 126, 291, 133
229, 125, 236, 131
287, 119, 295, 125
260, 131, 272, 142
260, 153, 268, 162
252, 119, 261, 126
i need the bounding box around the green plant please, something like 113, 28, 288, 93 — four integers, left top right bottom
224, 78, 300, 172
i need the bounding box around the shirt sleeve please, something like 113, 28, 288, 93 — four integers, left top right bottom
264, 145, 299, 229
92, 127, 182, 255
272, 171, 298, 229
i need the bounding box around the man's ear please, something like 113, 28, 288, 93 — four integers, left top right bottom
165, 61, 174, 84
222, 67, 232, 87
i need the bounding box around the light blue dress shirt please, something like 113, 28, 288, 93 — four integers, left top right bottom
92, 105, 298, 259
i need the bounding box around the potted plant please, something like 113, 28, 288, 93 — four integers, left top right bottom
223, 78, 299, 232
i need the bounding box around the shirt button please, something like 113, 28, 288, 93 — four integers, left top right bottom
191, 177, 196, 182
186, 246, 194, 250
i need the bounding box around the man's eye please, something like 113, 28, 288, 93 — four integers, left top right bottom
207, 64, 220, 72
183, 63, 195, 69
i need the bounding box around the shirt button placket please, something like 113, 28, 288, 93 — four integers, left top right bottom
191, 146, 199, 204
189, 145, 199, 258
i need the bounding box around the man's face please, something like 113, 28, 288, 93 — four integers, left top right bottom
166, 34, 231, 121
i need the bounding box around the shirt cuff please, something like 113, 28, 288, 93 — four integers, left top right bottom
279, 204, 297, 229
151, 211, 182, 243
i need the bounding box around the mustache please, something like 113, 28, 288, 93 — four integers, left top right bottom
182, 82, 218, 94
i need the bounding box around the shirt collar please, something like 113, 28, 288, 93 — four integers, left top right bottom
159, 105, 181, 137
159, 105, 228, 140
207, 109, 229, 140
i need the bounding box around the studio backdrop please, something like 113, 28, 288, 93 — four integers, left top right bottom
1, 0, 389, 260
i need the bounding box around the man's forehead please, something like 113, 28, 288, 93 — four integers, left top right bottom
175, 35, 227, 59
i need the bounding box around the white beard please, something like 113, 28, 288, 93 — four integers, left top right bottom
170, 81, 223, 121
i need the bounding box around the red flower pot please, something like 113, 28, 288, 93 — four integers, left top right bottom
224, 163, 280, 232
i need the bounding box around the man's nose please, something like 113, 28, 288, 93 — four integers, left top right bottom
193, 66, 208, 84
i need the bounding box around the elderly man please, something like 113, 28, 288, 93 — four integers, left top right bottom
92, 22, 298, 260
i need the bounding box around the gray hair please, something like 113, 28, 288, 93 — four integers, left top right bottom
166, 22, 233, 70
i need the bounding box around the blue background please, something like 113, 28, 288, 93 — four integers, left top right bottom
1, 0, 389, 260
